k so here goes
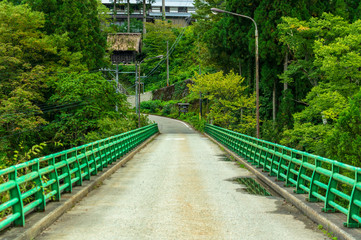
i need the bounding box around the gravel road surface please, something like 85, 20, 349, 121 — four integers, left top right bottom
37, 115, 326, 240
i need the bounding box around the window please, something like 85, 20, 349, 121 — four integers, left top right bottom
178, 7, 187, 13
165, 7, 170, 12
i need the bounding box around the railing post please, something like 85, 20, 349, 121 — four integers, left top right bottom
346, 169, 361, 227
308, 158, 321, 202
263, 143, 270, 172
74, 149, 83, 186
32, 161, 46, 211
322, 162, 339, 212
285, 151, 296, 187
89, 144, 98, 176
294, 155, 307, 194
269, 146, 278, 177
82, 147, 91, 180
9, 167, 25, 226
276, 148, 286, 181
48, 156, 61, 200
62, 153, 72, 193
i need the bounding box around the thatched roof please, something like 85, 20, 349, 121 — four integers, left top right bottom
107, 33, 141, 52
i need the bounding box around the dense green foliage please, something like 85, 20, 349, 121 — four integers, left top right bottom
139, 0, 361, 167
188, 71, 255, 134
140, 21, 204, 90
0, 1, 145, 168
154, 0, 360, 168
3, 0, 361, 169
22, 0, 108, 70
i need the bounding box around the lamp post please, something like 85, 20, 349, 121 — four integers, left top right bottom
211, 8, 260, 138
137, 55, 163, 128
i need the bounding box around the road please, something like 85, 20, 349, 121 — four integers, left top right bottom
127, 91, 153, 108
37, 115, 326, 240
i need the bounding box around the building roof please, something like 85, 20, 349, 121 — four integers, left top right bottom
102, 0, 194, 7
152, 0, 194, 7
149, 12, 191, 18
107, 33, 141, 52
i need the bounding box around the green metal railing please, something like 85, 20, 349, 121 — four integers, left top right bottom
0, 124, 158, 230
205, 124, 361, 228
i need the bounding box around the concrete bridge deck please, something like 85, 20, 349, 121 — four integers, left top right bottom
36, 116, 326, 240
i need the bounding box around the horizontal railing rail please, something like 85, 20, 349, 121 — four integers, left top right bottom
205, 123, 361, 228
0, 124, 158, 231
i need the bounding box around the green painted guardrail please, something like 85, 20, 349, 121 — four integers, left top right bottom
0, 124, 158, 230
205, 123, 361, 228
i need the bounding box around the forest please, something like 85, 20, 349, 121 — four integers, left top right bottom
2, 0, 361, 169
0, 0, 150, 168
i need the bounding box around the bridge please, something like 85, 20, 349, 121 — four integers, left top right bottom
1, 116, 361, 239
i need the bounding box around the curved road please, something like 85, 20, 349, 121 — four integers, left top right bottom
37, 116, 326, 240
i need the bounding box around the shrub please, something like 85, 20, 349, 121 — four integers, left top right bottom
140, 100, 162, 113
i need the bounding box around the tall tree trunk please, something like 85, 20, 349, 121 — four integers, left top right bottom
162, 0, 165, 20
239, 59, 242, 76
273, 81, 276, 123
113, 0, 117, 23
127, 0, 130, 33
143, 0, 146, 35
284, 51, 288, 91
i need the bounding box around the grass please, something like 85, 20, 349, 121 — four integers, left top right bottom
317, 225, 337, 240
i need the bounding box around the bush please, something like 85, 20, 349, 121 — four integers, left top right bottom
140, 100, 162, 113
179, 112, 206, 132
84, 113, 151, 143
162, 104, 172, 115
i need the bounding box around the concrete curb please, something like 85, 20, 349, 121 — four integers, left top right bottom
205, 133, 361, 240
1, 133, 160, 240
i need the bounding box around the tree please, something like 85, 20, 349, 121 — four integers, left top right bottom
46, 72, 128, 146
24, 0, 108, 70
188, 71, 256, 134
0, 2, 58, 159
313, 18, 361, 95
326, 88, 361, 167
280, 83, 347, 154
278, 13, 361, 157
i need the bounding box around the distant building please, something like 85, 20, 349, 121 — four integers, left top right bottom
101, 0, 195, 27
149, 0, 195, 26
107, 33, 142, 64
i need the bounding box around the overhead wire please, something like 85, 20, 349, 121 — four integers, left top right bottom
0, 102, 88, 120
0, 123, 51, 140
144, 17, 192, 78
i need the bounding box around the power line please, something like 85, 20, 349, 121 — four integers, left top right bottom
0, 123, 51, 140
144, 17, 192, 78
0, 103, 75, 118
0, 102, 85, 120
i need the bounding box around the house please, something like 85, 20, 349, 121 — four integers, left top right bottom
101, 0, 195, 27
107, 33, 142, 64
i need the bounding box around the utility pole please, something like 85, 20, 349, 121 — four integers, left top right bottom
198, 34, 202, 120
113, 0, 117, 23
167, 41, 169, 86
135, 62, 138, 117
138, 63, 141, 128
115, 64, 119, 112
162, 0, 165, 21
143, 0, 146, 36
255, 27, 260, 138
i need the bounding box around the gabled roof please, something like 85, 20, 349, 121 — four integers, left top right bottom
107, 33, 141, 52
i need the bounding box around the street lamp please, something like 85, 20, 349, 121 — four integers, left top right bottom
137, 55, 163, 128
211, 8, 260, 139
